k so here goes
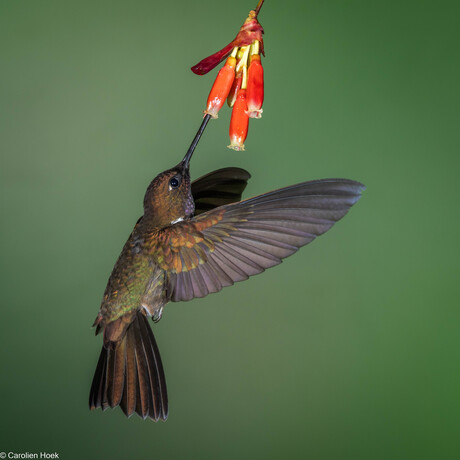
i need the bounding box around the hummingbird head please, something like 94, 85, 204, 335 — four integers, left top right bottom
143, 156, 194, 227
143, 116, 210, 227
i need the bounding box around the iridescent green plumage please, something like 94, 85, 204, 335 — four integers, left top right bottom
97, 225, 162, 325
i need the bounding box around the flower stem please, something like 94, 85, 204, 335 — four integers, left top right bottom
254, 0, 265, 17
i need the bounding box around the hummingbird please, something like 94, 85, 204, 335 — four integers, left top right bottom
89, 117, 365, 421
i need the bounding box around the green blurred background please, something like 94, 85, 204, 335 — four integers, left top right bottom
1, 0, 459, 458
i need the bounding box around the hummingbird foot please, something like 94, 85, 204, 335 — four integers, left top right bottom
140, 301, 164, 323
152, 306, 164, 323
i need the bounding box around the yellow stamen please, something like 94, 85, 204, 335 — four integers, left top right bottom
242, 63, 248, 89
250, 40, 260, 56
236, 45, 250, 74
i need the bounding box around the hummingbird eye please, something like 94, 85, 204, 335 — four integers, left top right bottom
169, 176, 181, 189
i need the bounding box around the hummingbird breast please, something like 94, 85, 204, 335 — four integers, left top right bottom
98, 223, 167, 326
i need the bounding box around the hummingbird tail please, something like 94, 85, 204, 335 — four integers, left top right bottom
89, 311, 168, 421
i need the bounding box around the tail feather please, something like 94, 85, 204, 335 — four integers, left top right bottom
120, 326, 137, 417
137, 311, 168, 420
89, 310, 168, 421
133, 314, 153, 419
89, 345, 106, 409
108, 336, 125, 407
99, 349, 109, 410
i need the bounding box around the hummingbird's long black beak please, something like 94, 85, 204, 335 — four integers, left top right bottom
182, 114, 211, 169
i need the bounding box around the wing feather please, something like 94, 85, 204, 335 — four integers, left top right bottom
151, 179, 364, 302
192, 167, 251, 215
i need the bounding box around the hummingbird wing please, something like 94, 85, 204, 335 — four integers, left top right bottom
151, 179, 365, 302
191, 167, 251, 215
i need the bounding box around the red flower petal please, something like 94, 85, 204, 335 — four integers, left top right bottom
228, 88, 249, 151
204, 56, 237, 118
246, 55, 264, 118
191, 42, 235, 76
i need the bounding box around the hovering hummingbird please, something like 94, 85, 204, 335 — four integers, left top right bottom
89, 118, 365, 421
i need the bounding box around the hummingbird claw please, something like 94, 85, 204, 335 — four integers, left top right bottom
152, 306, 164, 323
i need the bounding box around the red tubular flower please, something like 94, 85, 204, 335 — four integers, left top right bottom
228, 88, 249, 151
204, 55, 237, 118
227, 71, 242, 108
246, 52, 264, 118
193, 1, 265, 150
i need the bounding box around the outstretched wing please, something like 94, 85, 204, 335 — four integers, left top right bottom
150, 179, 365, 302
191, 167, 251, 215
